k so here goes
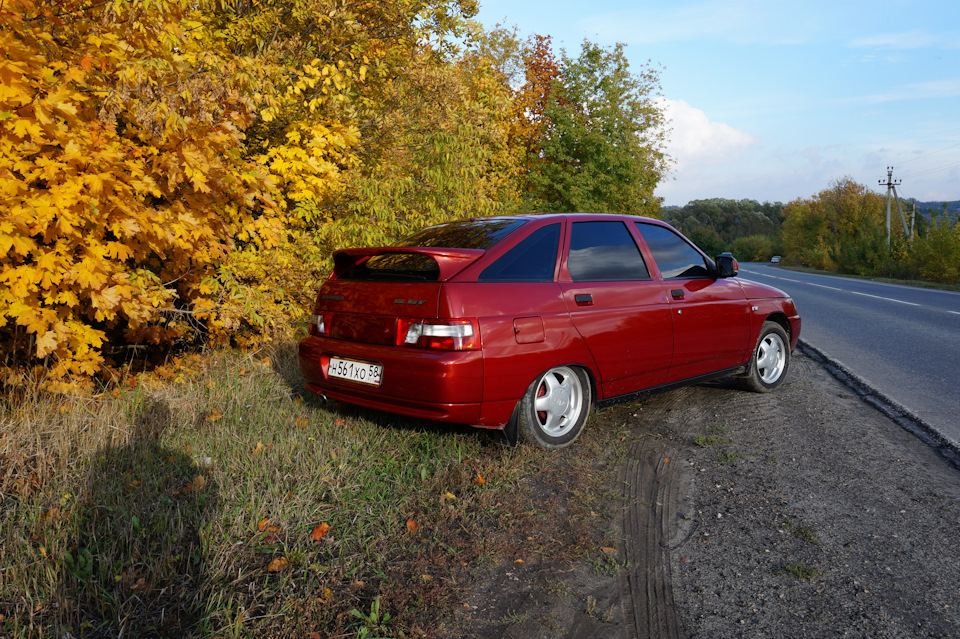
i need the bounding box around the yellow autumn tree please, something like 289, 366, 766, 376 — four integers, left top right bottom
0, 0, 280, 388
202, 0, 497, 309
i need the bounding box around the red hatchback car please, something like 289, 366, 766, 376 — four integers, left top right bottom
299, 214, 801, 448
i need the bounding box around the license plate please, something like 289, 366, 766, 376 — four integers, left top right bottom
328, 357, 382, 387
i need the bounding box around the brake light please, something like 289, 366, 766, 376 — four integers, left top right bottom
396, 318, 479, 351
309, 313, 331, 336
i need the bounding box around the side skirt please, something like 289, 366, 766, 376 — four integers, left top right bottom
596, 365, 748, 410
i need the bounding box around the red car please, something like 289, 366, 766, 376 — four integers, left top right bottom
299, 214, 801, 448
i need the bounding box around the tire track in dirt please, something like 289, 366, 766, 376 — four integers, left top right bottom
620, 435, 684, 639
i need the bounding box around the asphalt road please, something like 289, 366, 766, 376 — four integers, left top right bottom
737, 263, 960, 447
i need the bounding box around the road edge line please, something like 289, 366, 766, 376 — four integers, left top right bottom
797, 339, 960, 471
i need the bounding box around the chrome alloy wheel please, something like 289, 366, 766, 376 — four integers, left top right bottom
756, 331, 786, 384
533, 366, 585, 437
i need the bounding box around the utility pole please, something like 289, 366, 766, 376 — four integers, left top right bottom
878, 167, 909, 247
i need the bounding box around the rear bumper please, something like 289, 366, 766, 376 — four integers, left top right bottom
298, 335, 485, 425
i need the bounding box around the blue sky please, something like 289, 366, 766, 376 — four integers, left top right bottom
471, 0, 960, 207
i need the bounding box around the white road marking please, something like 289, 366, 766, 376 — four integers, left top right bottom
740, 267, 960, 313
850, 291, 919, 306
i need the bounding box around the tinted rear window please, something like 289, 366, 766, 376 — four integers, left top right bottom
398, 219, 526, 250
338, 253, 440, 282
478, 224, 561, 282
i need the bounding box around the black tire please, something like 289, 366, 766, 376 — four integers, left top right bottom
517, 366, 591, 449
738, 321, 790, 392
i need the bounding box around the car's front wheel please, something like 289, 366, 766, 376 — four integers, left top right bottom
738, 321, 790, 392
518, 366, 591, 449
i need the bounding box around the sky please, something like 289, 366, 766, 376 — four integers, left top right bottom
471, 0, 960, 207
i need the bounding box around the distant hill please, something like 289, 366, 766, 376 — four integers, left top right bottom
904, 200, 960, 216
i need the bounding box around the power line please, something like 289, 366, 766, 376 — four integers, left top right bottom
894, 141, 960, 166
900, 159, 960, 180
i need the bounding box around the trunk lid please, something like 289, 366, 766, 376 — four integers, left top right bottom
315, 248, 486, 346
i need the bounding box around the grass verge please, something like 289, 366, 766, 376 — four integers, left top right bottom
0, 342, 624, 638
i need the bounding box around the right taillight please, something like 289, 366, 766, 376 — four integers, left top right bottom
396, 318, 479, 351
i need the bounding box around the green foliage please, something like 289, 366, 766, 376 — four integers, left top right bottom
909, 211, 960, 283
663, 198, 783, 244
728, 234, 777, 262
781, 178, 959, 284
523, 41, 668, 215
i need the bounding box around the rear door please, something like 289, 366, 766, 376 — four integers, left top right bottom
559, 220, 674, 398
633, 222, 750, 381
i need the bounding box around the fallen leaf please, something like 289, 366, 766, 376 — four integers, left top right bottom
267, 557, 289, 572
295, 416, 309, 428
473, 474, 486, 485
663, 457, 671, 464
514, 559, 524, 564
443, 492, 456, 501
191, 475, 207, 492
600, 546, 617, 554
207, 407, 223, 422
310, 522, 331, 542
335, 418, 346, 427
421, 574, 433, 582
257, 517, 282, 533
406, 518, 419, 532
350, 579, 365, 589
41, 507, 61, 520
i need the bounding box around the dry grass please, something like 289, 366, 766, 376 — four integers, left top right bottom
0, 343, 626, 638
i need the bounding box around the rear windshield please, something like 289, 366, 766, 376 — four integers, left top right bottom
338, 253, 440, 282
398, 219, 526, 250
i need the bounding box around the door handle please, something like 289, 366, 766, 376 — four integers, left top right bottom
671, 289, 685, 300
574, 294, 593, 306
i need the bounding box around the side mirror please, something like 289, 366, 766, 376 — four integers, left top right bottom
715, 252, 738, 278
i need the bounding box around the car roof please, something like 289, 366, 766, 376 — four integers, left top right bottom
468, 212, 664, 224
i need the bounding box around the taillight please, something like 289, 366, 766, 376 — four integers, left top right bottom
396, 318, 479, 351
309, 313, 330, 337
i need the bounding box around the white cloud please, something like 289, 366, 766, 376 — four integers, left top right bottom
849, 30, 960, 50
852, 78, 960, 104
657, 98, 755, 170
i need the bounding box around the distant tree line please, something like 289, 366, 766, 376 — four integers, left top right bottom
663, 184, 959, 285
662, 198, 785, 261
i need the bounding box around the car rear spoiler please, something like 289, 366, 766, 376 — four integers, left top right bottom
331, 247, 487, 282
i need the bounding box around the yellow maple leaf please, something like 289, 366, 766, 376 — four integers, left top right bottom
35, 331, 59, 357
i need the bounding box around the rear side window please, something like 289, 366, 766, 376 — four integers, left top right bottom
398, 219, 526, 250
567, 221, 650, 281
478, 224, 561, 282
635, 222, 711, 279
337, 253, 440, 282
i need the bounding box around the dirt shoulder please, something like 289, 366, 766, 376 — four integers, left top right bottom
447, 351, 960, 638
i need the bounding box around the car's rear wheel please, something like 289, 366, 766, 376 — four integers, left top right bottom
738, 321, 790, 392
518, 366, 591, 449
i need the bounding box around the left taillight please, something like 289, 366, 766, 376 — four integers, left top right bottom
309, 313, 330, 337
396, 318, 479, 351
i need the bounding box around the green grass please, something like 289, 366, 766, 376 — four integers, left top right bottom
0, 343, 625, 637
782, 519, 821, 546
694, 425, 732, 449
779, 563, 822, 580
